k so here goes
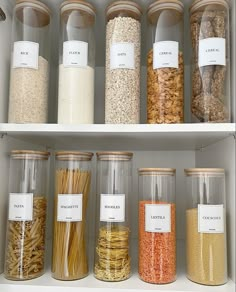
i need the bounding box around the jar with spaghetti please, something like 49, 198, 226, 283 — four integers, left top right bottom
147, 0, 184, 124
4, 150, 50, 280
138, 168, 176, 284
52, 151, 93, 280
105, 1, 142, 124
190, 0, 231, 122
8, 0, 51, 123
94, 152, 133, 281
185, 168, 227, 285
58, 0, 96, 124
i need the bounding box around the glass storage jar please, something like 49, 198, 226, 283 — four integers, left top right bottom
147, 0, 184, 124
190, 0, 230, 122
185, 168, 227, 285
138, 168, 176, 284
4, 150, 50, 280
52, 151, 93, 280
94, 152, 133, 281
105, 1, 142, 124
8, 0, 51, 124
58, 0, 96, 124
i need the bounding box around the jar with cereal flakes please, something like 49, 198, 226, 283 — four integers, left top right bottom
138, 168, 176, 284
147, 0, 184, 124
190, 0, 231, 122
4, 150, 50, 280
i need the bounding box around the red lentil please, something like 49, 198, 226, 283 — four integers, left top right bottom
138, 201, 176, 284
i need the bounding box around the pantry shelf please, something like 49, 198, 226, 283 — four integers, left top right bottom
0, 123, 235, 150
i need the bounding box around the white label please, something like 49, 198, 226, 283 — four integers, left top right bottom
145, 204, 171, 233
63, 41, 88, 68
13, 41, 39, 69
153, 41, 179, 69
110, 43, 135, 69
198, 38, 226, 67
100, 194, 125, 222
8, 193, 33, 221
57, 194, 83, 222
198, 204, 224, 233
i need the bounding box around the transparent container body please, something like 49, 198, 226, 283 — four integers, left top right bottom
147, 0, 184, 124
52, 151, 93, 280
190, 0, 230, 122
58, 1, 96, 124
4, 150, 50, 280
105, 1, 142, 124
8, 0, 51, 124
185, 168, 227, 285
94, 152, 133, 282
138, 168, 176, 284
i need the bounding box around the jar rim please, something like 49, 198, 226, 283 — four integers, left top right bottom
147, 0, 184, 18
138, 168, 176, 175
190, 0, 229, 13
106, 1, 142, 18
15, 0, 51, 16
97, 151, 133, 161
11, 150, 50, 160
60, 0, 96, 15
56, 151, 94, 161
184, 168, 225, 175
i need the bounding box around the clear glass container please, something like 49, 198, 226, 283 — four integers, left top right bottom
94, 152, 133, 281
105, 1, 142, 124
58, 0, 96, 124
52, 151, 93, 280
138, 168, 176, 284
147, 0, 184, 124
185, 168, 227, 285
4, 150, 50, 280
190, 0, 231, 122
8, 0, 51, 123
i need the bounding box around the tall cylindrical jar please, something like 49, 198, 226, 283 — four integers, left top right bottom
105, 1, 141, 124
94, 152, 133, 281
8, 0, 51, 123
4, 150, 50, 280
190, 0, 230, 122
185, 168, 227, 285
147, 0, 184, 124
52, 151, 93, 280
58, 1, 96, 124
138, 168, 176, 284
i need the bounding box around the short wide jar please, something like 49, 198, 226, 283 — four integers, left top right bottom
138, 168, 176, 284
8, 0, 51, 123
147, 0, 184, 124
58, 0, 96, 124
52, 151, 93, 280
4, 150, 50, 280
105, 1, 142, 124
185, 168, 227, 285
94, 152, 133, 281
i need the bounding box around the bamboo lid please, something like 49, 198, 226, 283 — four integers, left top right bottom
190, 0, 229, 13
97, 151, 133, 161
15, 0, 51, 27
184, 168, 225, 176
138, 168, 176, 175
56, 151, 93, 161
148, 0, 184, 18
61, 0, 96, 15
11, 150, 50, 160
106, 1, 142, 19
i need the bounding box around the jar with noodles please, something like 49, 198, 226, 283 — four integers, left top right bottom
52, 151, 93, 280
4, 150, 50, 280
185, 168, 227, 285
94, 152, 133, 281
138, 168, 176, 284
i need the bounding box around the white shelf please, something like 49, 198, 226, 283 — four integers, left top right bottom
0, 241, 234, 292
0, 123, 235, 150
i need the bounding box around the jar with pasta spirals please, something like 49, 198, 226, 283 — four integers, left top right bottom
4, 150, 50, 280
94, 152, 133, 281
52, 151, 93, 280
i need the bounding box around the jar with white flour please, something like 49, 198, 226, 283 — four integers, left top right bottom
8, 0, 51, 124
58, 0, 96, 124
